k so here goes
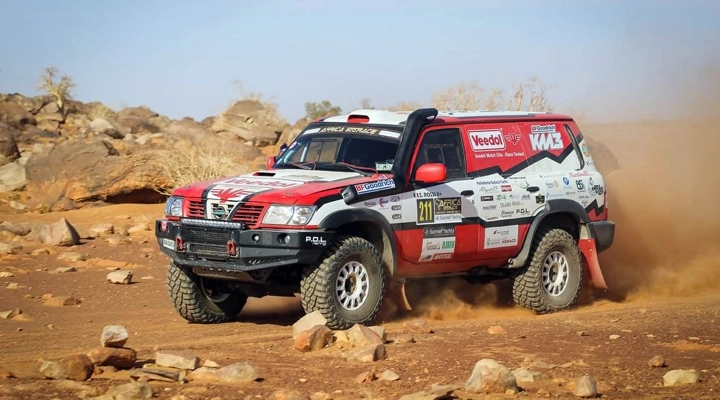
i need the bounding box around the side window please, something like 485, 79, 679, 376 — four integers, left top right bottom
563, 124, 585, 170
291, 138, 341, 163
411, 128, 466, 180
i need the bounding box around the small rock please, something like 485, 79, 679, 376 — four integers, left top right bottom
0, 271, 13, 278
465, 359, 518, 394
573, 375, 598, 398
155, 350, 199, 370
648, 355, 666, 368
202, 359, 219, 368
512, 368, 546, 383
31, 248, 51, 256
609, 335, 621, 340
294, 325, 333, 352
688, 336, 700, 341
378, 369, 400, 381
127, 223, 149, 234
347, 324, 384, 347
39, 354, 94, 381
663, 369, 699, 386
293, 311, 328, 340
106, 381, 153, 399
86, 347, 137, 370
310, 392, 332, 400
57, 252, 86, 262
394, 333, 415, 344
577, 331, 589, 336
404, 318, 432, 334
6, 282, 21, 289
130, 368, 180, 382
43, 296, 81, 307
346, 344, 386, 362
215, 362, 260, 383
89, 223, 114, 237
355, 371, 376, 383
269, 389, 311, 400
488, 325, 507, 335
0, 242, 22, 255
101, 325, 129, 348
0, 367, 16, 379
38, 218, 80, 247
369, 326, 386, 342
107, 270, 133, 284
53, 267, 77, 273
0, 308, 21, 319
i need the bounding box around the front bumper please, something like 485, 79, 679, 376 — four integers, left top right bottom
588, 220, 615, 252
155, 219, 334, 272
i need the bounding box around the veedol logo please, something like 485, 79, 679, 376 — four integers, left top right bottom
469, 130, 506, 151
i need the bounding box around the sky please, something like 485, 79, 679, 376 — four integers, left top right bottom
1, 0, 718, 124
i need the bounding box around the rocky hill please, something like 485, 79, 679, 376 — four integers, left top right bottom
0, 93, 308, 213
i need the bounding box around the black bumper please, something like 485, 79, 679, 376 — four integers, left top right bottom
155, 219, 333, 272
588, 221, 615, 252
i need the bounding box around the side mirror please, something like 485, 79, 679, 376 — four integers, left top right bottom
415, 163, 447, 184
266, 155, 277, 169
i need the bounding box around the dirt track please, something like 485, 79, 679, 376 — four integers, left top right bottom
0, 203, 719, 400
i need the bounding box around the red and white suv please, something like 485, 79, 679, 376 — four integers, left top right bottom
155, 108, 615, 329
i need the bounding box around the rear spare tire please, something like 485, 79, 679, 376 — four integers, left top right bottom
167, 262, 247, 323
300, 236, 386, 330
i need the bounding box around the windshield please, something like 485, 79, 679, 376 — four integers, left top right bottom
275, 125, 401, 173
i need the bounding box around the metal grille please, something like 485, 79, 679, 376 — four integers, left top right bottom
181, 228, 230, 244
187, 201, 204, 218
188, 243, 227, 256
231, 204, 266, 225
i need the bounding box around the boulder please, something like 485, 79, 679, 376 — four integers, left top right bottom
0, 100, 35, 128
0, 161, 25, 192
211, 99, 286, 146
0, 128, 20, 166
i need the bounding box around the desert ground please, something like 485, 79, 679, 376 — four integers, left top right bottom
1, 115, 720, 400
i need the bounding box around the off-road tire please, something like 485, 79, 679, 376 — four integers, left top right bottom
300, 236, 386, 330
512, 228, 583, 313
167, 262, 247, 323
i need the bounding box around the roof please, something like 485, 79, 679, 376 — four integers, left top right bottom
319, 108, 572, 126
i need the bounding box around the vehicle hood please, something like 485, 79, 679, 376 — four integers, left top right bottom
172, 169, 390, 205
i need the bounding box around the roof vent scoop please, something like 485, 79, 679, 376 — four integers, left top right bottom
347, 114, 370, 124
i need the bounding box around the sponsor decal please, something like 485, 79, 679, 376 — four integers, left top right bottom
581, 142, 591, 157
516, 208, 530, 215
521, 194, 531, 200
545, 182, 554, 189
477, 185, 500, 193
379, 130, 401, 139
483, 205, 497, 211
378, 198, 387, 208
562, 177, 570, 186
569, 170, 590, 178
501, 185, 512, 192
480, 195, 493, 202
575, 180, 585, 191
469, 130, 506, 152
162, 238, 175, 250
496, 194, 507, 200
588, 177, 605, 195
209, 187, 251, 203
529, 124, 563, 151
363, 200, 377, 207
504, 133, 522, 145
317, 126, 384, 135
302, 127, 320, 135
355, 178, 395, 194
392, 213, 402, 220
420, 225, 456, 262
500, 210, 515, 218
414, 191, 442, 198
391, 204, 402, 211
477, 178, 509, 185
305, 236, 327, 246
484, 225, 519, 249
390, 195, 401, 202
416, 197, 462, 224
219, 177, 301, 188
535, 195, 546, 204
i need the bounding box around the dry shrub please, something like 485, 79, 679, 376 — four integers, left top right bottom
37, 67, 75, 111
157, 138, 255, 194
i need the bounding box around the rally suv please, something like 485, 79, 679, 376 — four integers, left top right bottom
156, 108, 615, 329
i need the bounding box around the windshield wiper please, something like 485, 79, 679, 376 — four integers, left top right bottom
328, 162, 377, 177
276, 162, 315, 170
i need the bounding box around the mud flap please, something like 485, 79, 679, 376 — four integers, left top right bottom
387, 279, 412, 311
578, 238, 609, 290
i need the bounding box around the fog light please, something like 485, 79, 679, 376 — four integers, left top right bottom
277, 234, 291, 245
252, 234, 260, 243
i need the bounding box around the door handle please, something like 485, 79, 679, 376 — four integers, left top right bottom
461, 190, 474, 196
526, 186, 540, 193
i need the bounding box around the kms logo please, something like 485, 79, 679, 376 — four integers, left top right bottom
530, 124, 563, 151
469, 130, 506, 151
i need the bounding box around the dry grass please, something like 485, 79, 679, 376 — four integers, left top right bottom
157, 138, 255, 194
431, 76, 553, 112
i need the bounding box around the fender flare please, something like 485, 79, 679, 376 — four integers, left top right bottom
317, 208, 399, 275
508, 199, 590, 268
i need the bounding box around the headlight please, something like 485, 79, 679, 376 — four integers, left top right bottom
262, 205, 317, 225
165, 196, 184, 217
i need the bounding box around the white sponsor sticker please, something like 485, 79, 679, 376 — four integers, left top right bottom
468, 130, 506, 152
379, 130, 401, 138
354, 179, 395, 194
302, 127, 320, 135
484, 225, 519, 249
162, 238, 175, 250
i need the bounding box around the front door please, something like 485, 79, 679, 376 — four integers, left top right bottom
398, 127, 480, 269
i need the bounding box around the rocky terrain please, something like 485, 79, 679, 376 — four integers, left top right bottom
0, 93, 719, 399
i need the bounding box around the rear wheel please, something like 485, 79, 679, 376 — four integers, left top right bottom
512, 228, 583, 313
167, 262, 247, 323
300, 236, 386, 330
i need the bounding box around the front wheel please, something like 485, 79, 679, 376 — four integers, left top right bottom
300, 236, 386, 330
512, 228, 583, 313
167, 262, 247, 323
